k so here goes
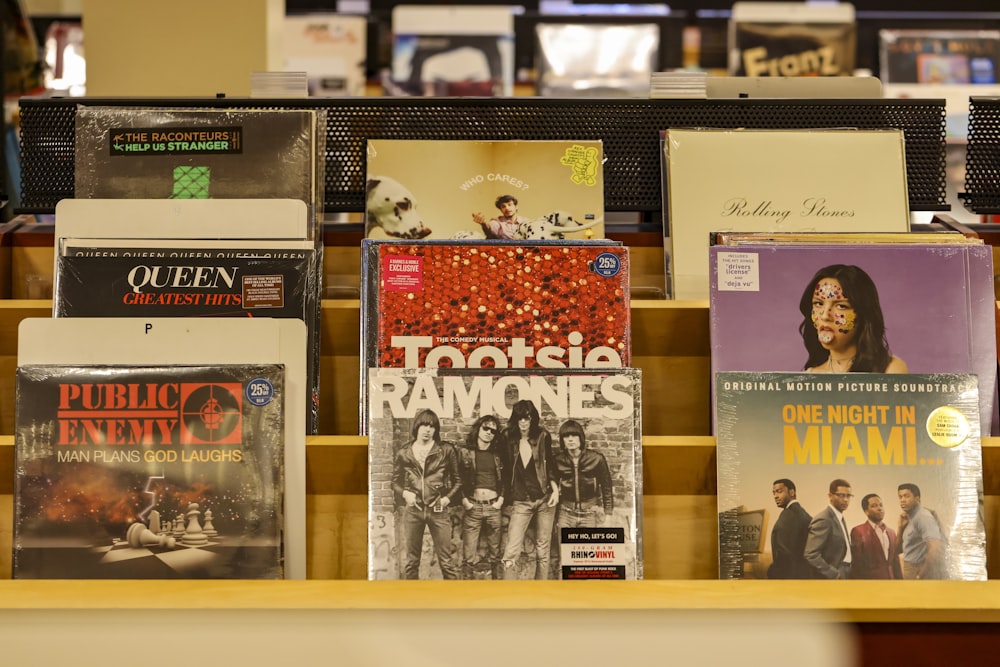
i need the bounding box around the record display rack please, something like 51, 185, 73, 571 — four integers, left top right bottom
961, 96, 1000, 213
6, 96, 998, 662
17, 96, 948, 216
1, 298, 1000, 637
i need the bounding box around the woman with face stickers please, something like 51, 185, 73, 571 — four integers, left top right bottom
798, 264, 908, 374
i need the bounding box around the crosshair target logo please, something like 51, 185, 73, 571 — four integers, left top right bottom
180, 383, 243, 444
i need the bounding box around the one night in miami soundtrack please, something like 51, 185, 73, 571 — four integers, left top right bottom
716, 371, 986, 581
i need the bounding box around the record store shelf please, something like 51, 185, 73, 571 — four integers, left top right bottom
1, 298, 1000, 621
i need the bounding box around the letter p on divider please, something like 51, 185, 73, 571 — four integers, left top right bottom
145, 323, 153, 334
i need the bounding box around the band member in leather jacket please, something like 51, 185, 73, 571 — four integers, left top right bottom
391, 408, 461, 579
553, 419, 614, 529
499, 400, 559, 579
457, 414, 505, 579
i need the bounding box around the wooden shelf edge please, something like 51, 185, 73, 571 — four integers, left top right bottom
0, 300, 53, 310
2, 298, 702, 311
1, 579, 999, 622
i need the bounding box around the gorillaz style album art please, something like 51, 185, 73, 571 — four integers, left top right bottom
359, 240, 630, 430
74, 106, 324, 232
716, 371, 986, 581
53, 238, 321, 434
13, 364, 286, 579
368, 367, 643, 581
708, 241, 997, 436
365, 139, 605, 241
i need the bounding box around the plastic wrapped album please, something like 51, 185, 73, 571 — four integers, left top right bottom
364, 139, 605, 241
716, 371, 986, 581
283, 13, 368, 96
367, 367, 643, 581
74, 106, 326, 234
358, 239, 630, 432
388, 6, 515, 97
708, 240, 997, 437
54, 238, 322, 434
535, 23, 659, 97
13, 364, 286, 579
728, 2, 856, 76
879, 29, 1000, 85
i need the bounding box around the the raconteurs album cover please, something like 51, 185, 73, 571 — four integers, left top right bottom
53, 238, 322, 435
13, 364, 286, 579
368, 367, 643, 581
74, 106, 325, 234
365, 139, 605, 241
716, 371, 986, 581
359, 239, 630, 431
708, 239, 998, 436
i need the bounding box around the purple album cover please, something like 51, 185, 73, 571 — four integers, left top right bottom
709, 243, 997, 435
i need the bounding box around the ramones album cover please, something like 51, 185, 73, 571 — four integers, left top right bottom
368, 367, 643, 581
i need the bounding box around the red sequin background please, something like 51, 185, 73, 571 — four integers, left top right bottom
376, 243, 630, 368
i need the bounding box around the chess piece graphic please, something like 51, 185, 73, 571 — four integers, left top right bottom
126, 522, 177, 549
180, 502, 209, 547
148, 509, 161, 535
203, 509, 218, 538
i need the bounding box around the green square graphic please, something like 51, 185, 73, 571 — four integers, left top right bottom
170, 166, 211, 199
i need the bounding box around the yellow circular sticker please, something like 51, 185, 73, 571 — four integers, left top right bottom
925, 406, 970, 448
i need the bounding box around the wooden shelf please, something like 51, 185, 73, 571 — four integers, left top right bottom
3, 291, 1000, 627
0, 579, 997, 623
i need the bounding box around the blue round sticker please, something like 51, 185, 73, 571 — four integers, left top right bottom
245, 377, 275, 407
592, 252, 622, 278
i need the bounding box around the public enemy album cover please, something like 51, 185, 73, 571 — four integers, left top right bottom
13, 364, 286, 579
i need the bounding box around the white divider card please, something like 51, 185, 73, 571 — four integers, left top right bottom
51, 198, 322, 436
53, 198, 309, 243
663, 128, 911, 301
15, 317, 307, 579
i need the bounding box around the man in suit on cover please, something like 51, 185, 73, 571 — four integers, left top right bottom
804, 478, 854, 579
767, 478, 813, 579
849, 493, 902, 579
